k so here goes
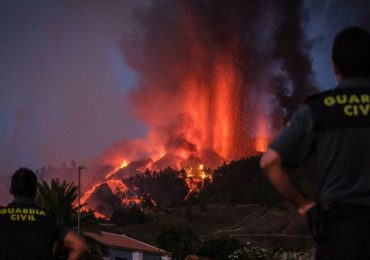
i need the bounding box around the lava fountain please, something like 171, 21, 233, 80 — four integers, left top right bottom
81, 0, 317, 214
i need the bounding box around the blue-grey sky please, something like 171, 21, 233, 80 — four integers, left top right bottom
0, 0, 369, 177
0, 0, 142, 175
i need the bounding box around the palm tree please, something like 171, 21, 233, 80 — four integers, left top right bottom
36, 179, 102, 258
36, 179, 78, 223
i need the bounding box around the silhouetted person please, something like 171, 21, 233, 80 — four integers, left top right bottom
261, 26, 370, 259
0, 168, 88, 260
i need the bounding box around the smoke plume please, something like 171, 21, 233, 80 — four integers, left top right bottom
117, 0, 316, 163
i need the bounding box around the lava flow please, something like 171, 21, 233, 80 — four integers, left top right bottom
80, 159, 129, 210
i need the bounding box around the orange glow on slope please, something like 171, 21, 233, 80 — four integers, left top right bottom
106, 179, 128, 194
80, 181, 103, 207
81, 159, 129, 207
105, 158, 129, 180
94, 211, 108, 219
120, 159, 128, 169
184, 163, 212, 199
80, 179, 128, 209
121, 197, 142, 206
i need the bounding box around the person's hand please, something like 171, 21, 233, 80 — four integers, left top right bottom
297, 201, 316, 218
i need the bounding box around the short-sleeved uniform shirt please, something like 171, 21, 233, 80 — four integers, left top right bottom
0, 198, 70, 260
270, 77, 370, 206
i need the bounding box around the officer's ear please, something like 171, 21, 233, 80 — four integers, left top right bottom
332, 61, 343, 82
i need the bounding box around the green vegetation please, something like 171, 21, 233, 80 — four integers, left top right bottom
228, 242, 270, 259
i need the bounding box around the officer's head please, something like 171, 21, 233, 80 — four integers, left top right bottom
332, 27, 370, 79
10, 168, 37, 199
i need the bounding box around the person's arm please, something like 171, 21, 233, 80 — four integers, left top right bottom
260, 149, 315, 217
63, 230, 89, 260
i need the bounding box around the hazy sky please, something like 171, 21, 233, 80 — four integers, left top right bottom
0, 0, 369, 177
0, 0, 142, 175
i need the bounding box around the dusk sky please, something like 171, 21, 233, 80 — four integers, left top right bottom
0, 0, 369, 177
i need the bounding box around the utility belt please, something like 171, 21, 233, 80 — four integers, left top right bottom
307, 202, 370, 242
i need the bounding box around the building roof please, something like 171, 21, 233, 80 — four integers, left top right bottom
85, 231, 170, 256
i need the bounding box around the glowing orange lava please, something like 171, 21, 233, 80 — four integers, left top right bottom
106, 179, 128, 194
121, 197, 142, 206
255, 112, 269, 152
94, 211, 108, 219
120, 159, 128, 169
80, 159, 129, 207
184, 163, 212, 199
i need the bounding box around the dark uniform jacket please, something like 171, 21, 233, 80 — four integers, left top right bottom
0, 198, 70, 260
270, 77, 370, 206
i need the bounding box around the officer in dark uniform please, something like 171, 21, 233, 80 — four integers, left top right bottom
260, 27, 370, 259
0, 168, 88, 260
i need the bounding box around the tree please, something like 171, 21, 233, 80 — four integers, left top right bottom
36, 178, 102, 258
36, 179, 78, 223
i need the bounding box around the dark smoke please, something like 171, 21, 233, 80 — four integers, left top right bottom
120, 0, 317, 149
271, 0, 317, 119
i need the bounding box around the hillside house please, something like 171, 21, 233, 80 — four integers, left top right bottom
86, 231, 171, 260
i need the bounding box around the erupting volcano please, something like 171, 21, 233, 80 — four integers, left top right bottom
80, 0, 316, 216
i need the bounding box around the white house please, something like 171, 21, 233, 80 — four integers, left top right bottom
86, 231, 171, 260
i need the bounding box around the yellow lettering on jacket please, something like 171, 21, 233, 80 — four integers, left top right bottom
344, 105, 354, 116
323, 93, 370, 117
343, 104, 370, 116
9, 214, 37, 222
361, 95, 370, 103
349, 95, 361, 104
359, 104, 370, 115
336, 95, 348, 104
324, 96, 336, 106
3, 207, 45, 222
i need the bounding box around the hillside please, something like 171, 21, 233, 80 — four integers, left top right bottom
101, 203, 314, 252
